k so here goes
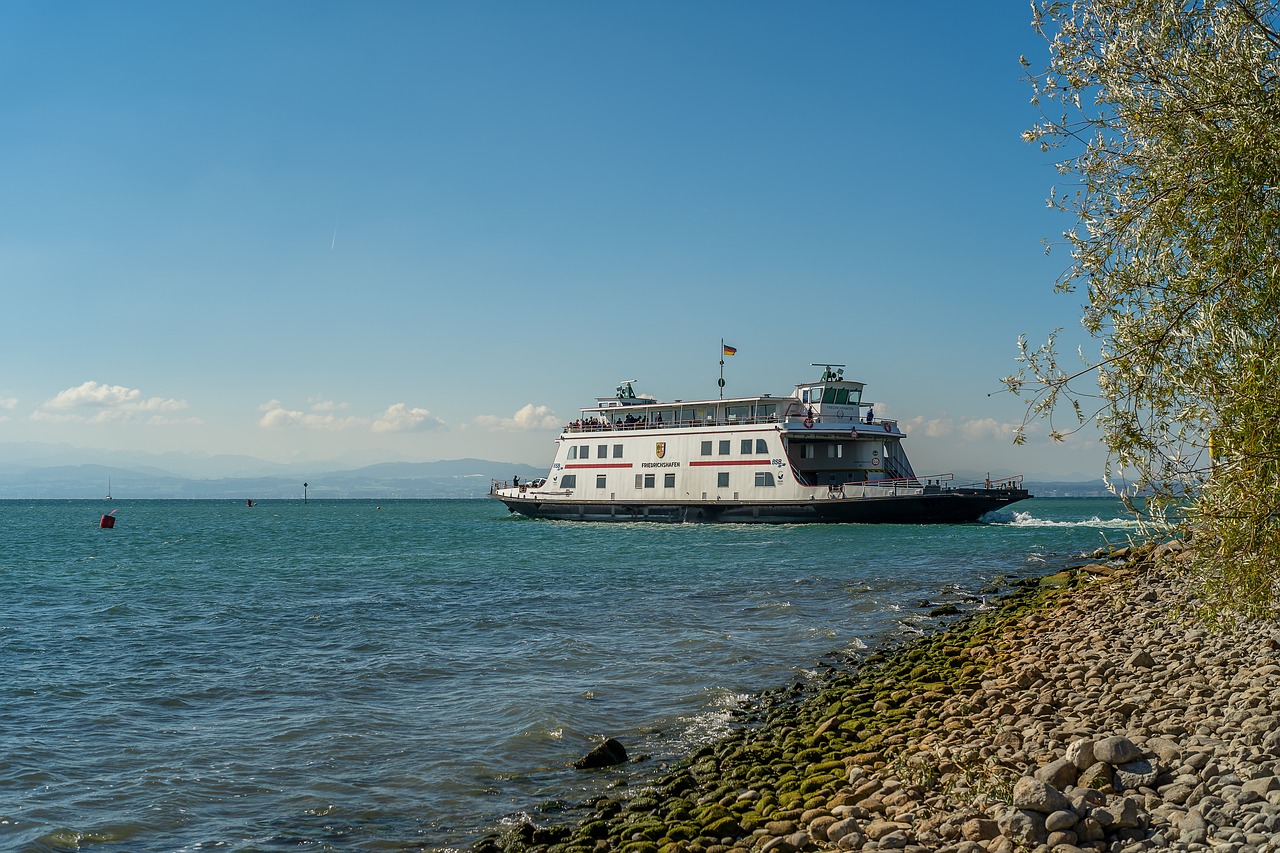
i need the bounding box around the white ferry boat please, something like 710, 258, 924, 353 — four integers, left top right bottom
490, 365, 1030, 523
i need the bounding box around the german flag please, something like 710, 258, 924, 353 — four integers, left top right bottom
722, 344, 737, 356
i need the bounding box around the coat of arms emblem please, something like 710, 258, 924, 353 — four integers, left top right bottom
655, 442, 666, 459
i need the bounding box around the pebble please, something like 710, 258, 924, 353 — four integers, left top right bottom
505, 548, 1280, 853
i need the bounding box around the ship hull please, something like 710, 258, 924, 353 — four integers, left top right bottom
493, 488, 1029, 524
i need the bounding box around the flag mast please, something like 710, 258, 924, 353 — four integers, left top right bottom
719, 339, 726, 399
718, 339, 737, 398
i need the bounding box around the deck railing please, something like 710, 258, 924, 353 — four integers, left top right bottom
562, 415, 898, 433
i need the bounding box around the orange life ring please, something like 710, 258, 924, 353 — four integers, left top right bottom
803, 416, 814, 429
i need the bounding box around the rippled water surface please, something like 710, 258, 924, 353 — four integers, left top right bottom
0, 497, 1134, 851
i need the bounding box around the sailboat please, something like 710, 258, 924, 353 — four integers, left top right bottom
105, 478, 112, 500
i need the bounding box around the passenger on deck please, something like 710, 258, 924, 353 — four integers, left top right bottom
865, 408, 874, 424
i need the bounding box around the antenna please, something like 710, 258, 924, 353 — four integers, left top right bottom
811, 363, 846, 381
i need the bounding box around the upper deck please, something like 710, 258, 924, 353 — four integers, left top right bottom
563, 369, 899, 436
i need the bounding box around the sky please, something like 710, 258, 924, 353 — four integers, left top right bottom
0, 2, 1108, 480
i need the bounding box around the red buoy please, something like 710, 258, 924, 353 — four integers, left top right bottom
100, 511, 117, 529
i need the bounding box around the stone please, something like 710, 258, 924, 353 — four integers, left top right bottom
864, 819, 904, 841
1045, 829, 1079, 847
1045, 809, 1078, 832
959, 818, 999, 841
1012, 777, 1071, 814
1094, 735, 1143, 765
1065, 738, 1096, 769
1034, 757, 1079, 790
1146, 737, 1183, 765
825, 817, 860, 844
876, 830, 909, 849
1079, 761, 1114, 791
1178, 808, 1208, 844
1114, 757, 1160, 791
1242, 775, 1280, 797
999, 808, 1047, 846
1127, 649, 1155, 668
573, 737, 628, 769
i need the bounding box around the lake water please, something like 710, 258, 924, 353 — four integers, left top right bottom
0, 497, 1135, 851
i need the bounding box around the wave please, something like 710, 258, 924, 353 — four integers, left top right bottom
994, 511, 1138, 529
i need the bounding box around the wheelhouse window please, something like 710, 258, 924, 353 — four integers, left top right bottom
755, 471, 776, 487
717, 472, 730, 488
561, 475, 577, 488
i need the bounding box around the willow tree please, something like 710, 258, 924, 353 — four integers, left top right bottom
1007, 0, 1280, 618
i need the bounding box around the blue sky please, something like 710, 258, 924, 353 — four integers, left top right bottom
0, 2, 1106, 480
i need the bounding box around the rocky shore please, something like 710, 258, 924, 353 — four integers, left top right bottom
484, 544, 1280, 853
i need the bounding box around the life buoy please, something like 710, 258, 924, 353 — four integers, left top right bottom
803, 416, 814, 429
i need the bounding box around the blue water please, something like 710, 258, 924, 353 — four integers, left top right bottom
0, 498, 1134, 851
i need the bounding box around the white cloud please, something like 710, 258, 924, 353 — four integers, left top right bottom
371, 403, 446, 433
474, 403, 562, 431
307, 396, 350, 413
0, 397, 17, 410
960, 417, 1019, 441
901, 415, 955, 438
33, 381, 198, 425
257, 399, 365, 431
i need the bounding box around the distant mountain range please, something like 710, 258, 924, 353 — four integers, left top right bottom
0, 444, 545, 499
0, 442, 1108, 500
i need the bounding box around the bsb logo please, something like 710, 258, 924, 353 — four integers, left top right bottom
655, 442, 666, 459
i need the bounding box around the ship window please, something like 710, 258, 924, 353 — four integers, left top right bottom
664, 473, 675, 488
758, 404, 776, 419
756, 438, 768, 453
834, 388, 849, 405
799, 444, 815, 459
561, 475, 577, 488
822, 387, 837, 404
755, 471, 776, 487
635, 474, 643, 489
741, 439, 753, 454
596, 474, 606, 488
598, 445, 608, 458
827, 444, 843, 458
613, 444, 623, 457
802, 390, 810, 404
568, 446, 577, 459
718, 440, 730, 455
717, 472, 730, 488
579, 445, 589, 458
644, 474, 655, 488
700, 441, 713, 456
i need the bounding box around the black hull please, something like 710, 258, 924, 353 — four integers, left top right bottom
493, 488, 1031, 524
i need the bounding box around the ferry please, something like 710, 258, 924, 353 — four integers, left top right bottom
490, 365, 1031, 523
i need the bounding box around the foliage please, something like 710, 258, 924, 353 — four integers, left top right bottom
1007, 0, 1280, 618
